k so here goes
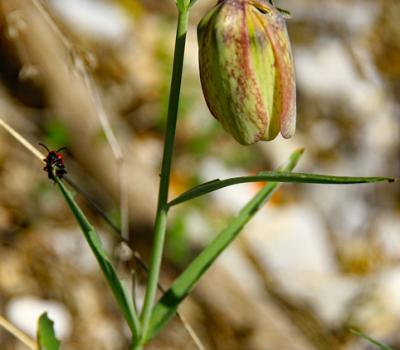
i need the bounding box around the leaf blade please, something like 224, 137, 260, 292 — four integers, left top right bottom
169, 171, 394, 207
145, 149, 304, 341
351, 329, 393, 350
54, 175, 141, 340
37, 313, 60, 350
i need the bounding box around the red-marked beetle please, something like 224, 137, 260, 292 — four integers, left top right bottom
39, 143, 67, 180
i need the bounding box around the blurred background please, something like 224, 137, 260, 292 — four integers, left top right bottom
0, 0, 399, 349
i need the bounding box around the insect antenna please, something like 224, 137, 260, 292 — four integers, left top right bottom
38, 143, 51, 152
56, 147, 67, 153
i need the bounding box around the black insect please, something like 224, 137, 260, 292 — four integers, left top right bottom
39, 143, 67, 180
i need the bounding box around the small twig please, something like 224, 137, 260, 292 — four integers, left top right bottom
0, 314, 37, 350
30, 0, 72, 51
0, 118, 44, 161
176, 312, 206, 350
119, 162, 129, 241
30, 0, 129, 241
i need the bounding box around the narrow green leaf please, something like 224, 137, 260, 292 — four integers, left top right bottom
351, 329, 393, 350
37, 313, 60, 350
168, 172, 393, 207
54, 175, 141, 340
145, 149, 304, 341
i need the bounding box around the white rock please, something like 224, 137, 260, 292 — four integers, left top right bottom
295, 39, 367, 101
377, 214, 400, 259
289, 1, 378, 35
246, 204, 336, 274
6, 296, 72, 339
378, 269, 400, 317
243, 204, 362, 324
48, 0, 131, 42
47, 228, 98, 273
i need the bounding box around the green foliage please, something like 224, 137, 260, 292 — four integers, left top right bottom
54, 174, 141, 341
37, 313, 60, 350
169, 171, 393, 207
145, 148, 304, 341
44, 1, 395, 349
352, 329, 394, 350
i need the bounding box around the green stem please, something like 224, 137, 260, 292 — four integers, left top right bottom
139, 7, 189, 344
130, 343, 143, 350
144, 149, 304, 341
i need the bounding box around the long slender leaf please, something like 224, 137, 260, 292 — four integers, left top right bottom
54, 175, 141, 340
37, 313, 60, 350
351, 329, 393, 350
168, 172, 393, 207
145, 149, 304, 341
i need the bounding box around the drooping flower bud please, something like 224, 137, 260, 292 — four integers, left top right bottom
198, 0, 296, 145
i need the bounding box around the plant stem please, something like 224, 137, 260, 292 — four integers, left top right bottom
139, 7, 189, 344
144, 149, 304, 340
130, 343, 143, 350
